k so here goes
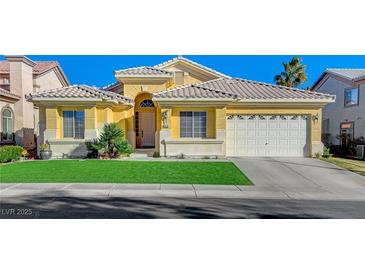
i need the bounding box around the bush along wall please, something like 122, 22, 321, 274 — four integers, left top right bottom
0, 145, 24, 163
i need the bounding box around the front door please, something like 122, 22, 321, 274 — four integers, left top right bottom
340, 122, 354, 147
141, 112, 155, 147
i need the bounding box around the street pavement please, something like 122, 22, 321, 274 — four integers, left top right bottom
1, 195, 365, 218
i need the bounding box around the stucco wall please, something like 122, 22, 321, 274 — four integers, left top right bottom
159, 106, 226, 158
39, 104, 132, 158
34, 71, 64, 92
123, 81, 171, 99
316, 76, 365, 145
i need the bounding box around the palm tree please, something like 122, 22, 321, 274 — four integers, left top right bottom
274, 57, 308, 88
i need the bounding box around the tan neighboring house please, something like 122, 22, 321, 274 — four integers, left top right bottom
0, 56, 69, 149
27, 56, 335, 158
312, 69, 365, 146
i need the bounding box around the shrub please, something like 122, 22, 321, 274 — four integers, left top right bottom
85, 139, 99, 158
90, 123, 133, 158
322, 147, 332, 158
0, 145, 24, 163
40, 143, 50, 152
153, 151, 160, 158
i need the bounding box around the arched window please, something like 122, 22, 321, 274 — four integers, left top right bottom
140, 99, 154, 108
2, 108, 13, 140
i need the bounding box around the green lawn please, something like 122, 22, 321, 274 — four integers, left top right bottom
321, 157, 365, 177
0, 160, 252, 185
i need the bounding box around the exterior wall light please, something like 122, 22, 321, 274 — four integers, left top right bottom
311, 113, 319, 122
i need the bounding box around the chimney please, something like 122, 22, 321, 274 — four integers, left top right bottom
6, 55, 36, 148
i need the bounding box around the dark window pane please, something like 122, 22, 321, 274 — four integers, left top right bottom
140, 99, 155, 108
193, 112, 207, 138
63, 111, 85, 139
345, 88, 359, 106
180, 111, 193, 137
63, 111, 74, 138
74, 111, 85, 139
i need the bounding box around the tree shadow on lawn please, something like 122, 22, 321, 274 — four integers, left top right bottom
2, 191, 365, 219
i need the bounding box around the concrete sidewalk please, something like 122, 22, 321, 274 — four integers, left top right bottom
1, 183, 365, 201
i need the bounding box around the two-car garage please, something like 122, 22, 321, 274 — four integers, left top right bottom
154, 77, 335, 158
226, 114, 309, 157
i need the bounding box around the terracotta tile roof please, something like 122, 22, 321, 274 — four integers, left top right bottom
0, 61, 59, 75
115, 66, 173, 77
153, 84, 237, 100
153, 78, 335, 102
102, 81, 121, 90
26, 85, 133, 105
0, 86, 20, 100
199, 78, 335, 100
154, 56, 230, 78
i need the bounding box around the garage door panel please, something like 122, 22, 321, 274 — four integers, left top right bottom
247, 139, 256, 146
279, 139, 289, 145
257, 130, 267, 137
226, 114, 309, 157
236, 139, 246, 146
289, 130, 299, 137
247, 131, 256, 137
268, 139, 277, 145
279, 122, 288, 129
247, 122, 256, 129
289, 139, 300, 145
279, 131, 288, 137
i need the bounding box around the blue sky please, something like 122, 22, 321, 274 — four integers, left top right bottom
1, 55, 365, 88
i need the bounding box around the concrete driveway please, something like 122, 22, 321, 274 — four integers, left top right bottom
230, 157, 365, 199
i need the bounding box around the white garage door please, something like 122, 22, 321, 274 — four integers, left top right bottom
226, 114, 309, 157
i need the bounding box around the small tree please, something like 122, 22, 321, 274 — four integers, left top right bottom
91, 123, 132, 158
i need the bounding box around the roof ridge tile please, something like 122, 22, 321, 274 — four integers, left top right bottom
26, 84, 134, 105
153, 56, 230, 78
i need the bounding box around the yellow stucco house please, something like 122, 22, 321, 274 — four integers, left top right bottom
27, 56, 335, 158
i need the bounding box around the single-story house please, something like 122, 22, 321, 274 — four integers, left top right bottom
26, 56, 335, 158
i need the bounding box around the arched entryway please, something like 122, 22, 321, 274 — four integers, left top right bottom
134, 93, 156, 148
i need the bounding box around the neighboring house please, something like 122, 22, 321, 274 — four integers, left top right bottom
311, 69, 365, 146
0, 56, 69, 149
26, 56, 334, 158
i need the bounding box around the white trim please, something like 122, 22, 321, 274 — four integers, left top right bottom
163, 139, 224, 145
154, 56, 230, 78
115, 72, 174, 78
30, 98, 102, 102
115, 74, 173, 79
235, 98, 335, 103
153, 98, 234, 102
